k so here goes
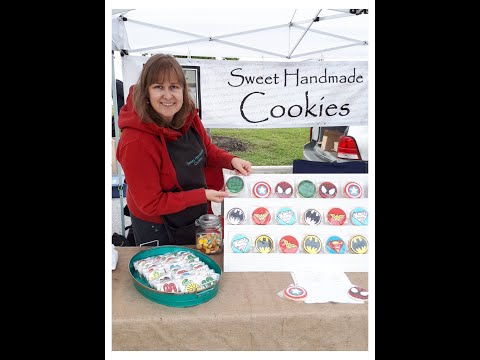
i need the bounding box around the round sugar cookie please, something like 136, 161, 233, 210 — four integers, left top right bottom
348, 286, 368, 301
274, 181, 294, 198
279, 235, 299, 253
297, 180, 316, 198
303, 235, 322, 254
251, 207, 271, 225
349, 235, 368, 254
225, 176, 244, 195
344, 181, 363, 198
327, 208, 347, 226
255, 235, 274, 253
284, 285, 308, 301
303, 208, 322, 225
318, 181, 337, 198
325, 235, 346, 254
252, 181, 272, 198
275, 207, 296, 225
350, 207, 368, 226
231, 234, 251, 253
226, 207, 246, 225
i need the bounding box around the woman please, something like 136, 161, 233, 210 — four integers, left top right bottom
117, 54, 252, 246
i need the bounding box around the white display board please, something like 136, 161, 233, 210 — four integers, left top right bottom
223, 173, 369, 272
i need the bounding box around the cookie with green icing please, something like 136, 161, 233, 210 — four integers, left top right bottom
225, 176, 244, 195
297, 180, 316, 198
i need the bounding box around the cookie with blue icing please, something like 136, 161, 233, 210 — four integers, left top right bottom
231, 234, 251, 253
350, 207, 368, 226
275, 207, 296, 225
325, 235, 346, 254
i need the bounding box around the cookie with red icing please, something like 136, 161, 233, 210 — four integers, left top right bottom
284, 285, 308, 301
343, 181, 363, 198
274, 181, 294, 198
318, 181, 337, 198
348, 286, 368, 301
251, 207, 271, 225
279, 235, 299, 253
252, 181, 272, 198
326, 208, 347, 225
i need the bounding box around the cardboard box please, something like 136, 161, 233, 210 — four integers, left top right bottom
320, 130, 343, 151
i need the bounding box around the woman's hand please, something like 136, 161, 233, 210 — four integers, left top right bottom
205, 189, 228, 203
231, 157, 252, 176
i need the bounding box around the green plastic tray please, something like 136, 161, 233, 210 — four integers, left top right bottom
129, 245, 222, 307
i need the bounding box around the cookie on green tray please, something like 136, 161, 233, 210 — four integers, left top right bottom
225, 175, 244, 195
297, 180, 316, 198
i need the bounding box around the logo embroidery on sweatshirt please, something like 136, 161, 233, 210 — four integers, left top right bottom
186, 149, 204, 166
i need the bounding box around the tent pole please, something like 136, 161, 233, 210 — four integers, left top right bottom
287, 9, 322, 58
112, 52, 126, 237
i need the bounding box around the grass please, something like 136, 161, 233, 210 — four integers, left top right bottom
210, 128, 310, 166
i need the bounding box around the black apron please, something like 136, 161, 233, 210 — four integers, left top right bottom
163, 127, 208, 244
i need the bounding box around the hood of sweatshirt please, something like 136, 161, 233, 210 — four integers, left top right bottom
118, 85, 194, 141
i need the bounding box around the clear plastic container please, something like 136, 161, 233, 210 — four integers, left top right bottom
195, 214, 223, 254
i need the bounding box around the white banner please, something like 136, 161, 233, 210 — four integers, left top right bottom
122, 56, 367, 128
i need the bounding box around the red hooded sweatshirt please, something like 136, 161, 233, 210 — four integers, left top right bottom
116, 86, 235, 224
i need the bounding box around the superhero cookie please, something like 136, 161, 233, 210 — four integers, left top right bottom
325, 235, 346, 254
297, 180, 316, 198
275, 207, 296, 225
252, 181, 272, 198
318, 181, 337, 198
279, 235, 299, 253
327, 207, 347, 225
255, 235, 274, 253
349, 235, 368, 254
225, 176, 244, 195
303, 208, 322, 225
348, 286, 368, 301
344, 181, 363, 198
226, 207, 246, 225
251, 207, 271, 225
284, 285, 308, 301
274, 181, 294, 198
350, 207, 368, 226
231, 234, 251, 253
303, 235, 322, 254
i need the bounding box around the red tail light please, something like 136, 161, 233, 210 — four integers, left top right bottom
337, 135, 362, 160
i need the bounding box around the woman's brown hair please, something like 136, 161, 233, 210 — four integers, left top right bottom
133, 54, 195, 129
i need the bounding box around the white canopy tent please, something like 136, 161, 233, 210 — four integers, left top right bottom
110, 8, 370, 235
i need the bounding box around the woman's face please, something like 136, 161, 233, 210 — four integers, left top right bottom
147, 75, 183, 122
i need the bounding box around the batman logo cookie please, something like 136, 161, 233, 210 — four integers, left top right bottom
349, 235, 368, 254
255, 235, 274, 253
303, 209, 322, 225
226, 207, 245, 225
303, 235, 322, 254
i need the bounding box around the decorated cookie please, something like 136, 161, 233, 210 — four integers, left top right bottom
318, 181, 338, 198
349, 235, 368, 254
252, 207, 271, 225
226, 207, 246, 225
303, 208, 322, 225
255, 235, 274, 253
284, 285, 308, 301
252, 181, 272, 198
350, 207, 368, 226
348, 286, 368, 301
327, 207, 347, 225
303, 235, 322, 254
344, 181, 363, 198
279, 235, 299, 253
225, 176, 244, 195
297, 180, 316, 198
325, 235, 346, 254
275, 207, 296, 225
231, 234, 251, 253
274, 181, 294, 198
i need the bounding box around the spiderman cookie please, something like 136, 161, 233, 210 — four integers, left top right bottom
344, 181, 363, 198
225, 176, 244, 195
327, 207, 347, 225
348, 286, 368, 301
284, 285, 308, 301
350, 207, 368, 226
279, 235, 299, 253
252, 207, 271, 225
274, 181, 294, 198
252, 181, 272, 198
297, 180, 316, 198
255, 235, 274, 253
275, 207, 296, 225
325, 235, 346, 254
226, 207, 245, 225
349, 235, 368, 254
231, 234, 251, 253
319, 181, 337, 198
303, 208, 322, 225
303, 235, 322, 254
